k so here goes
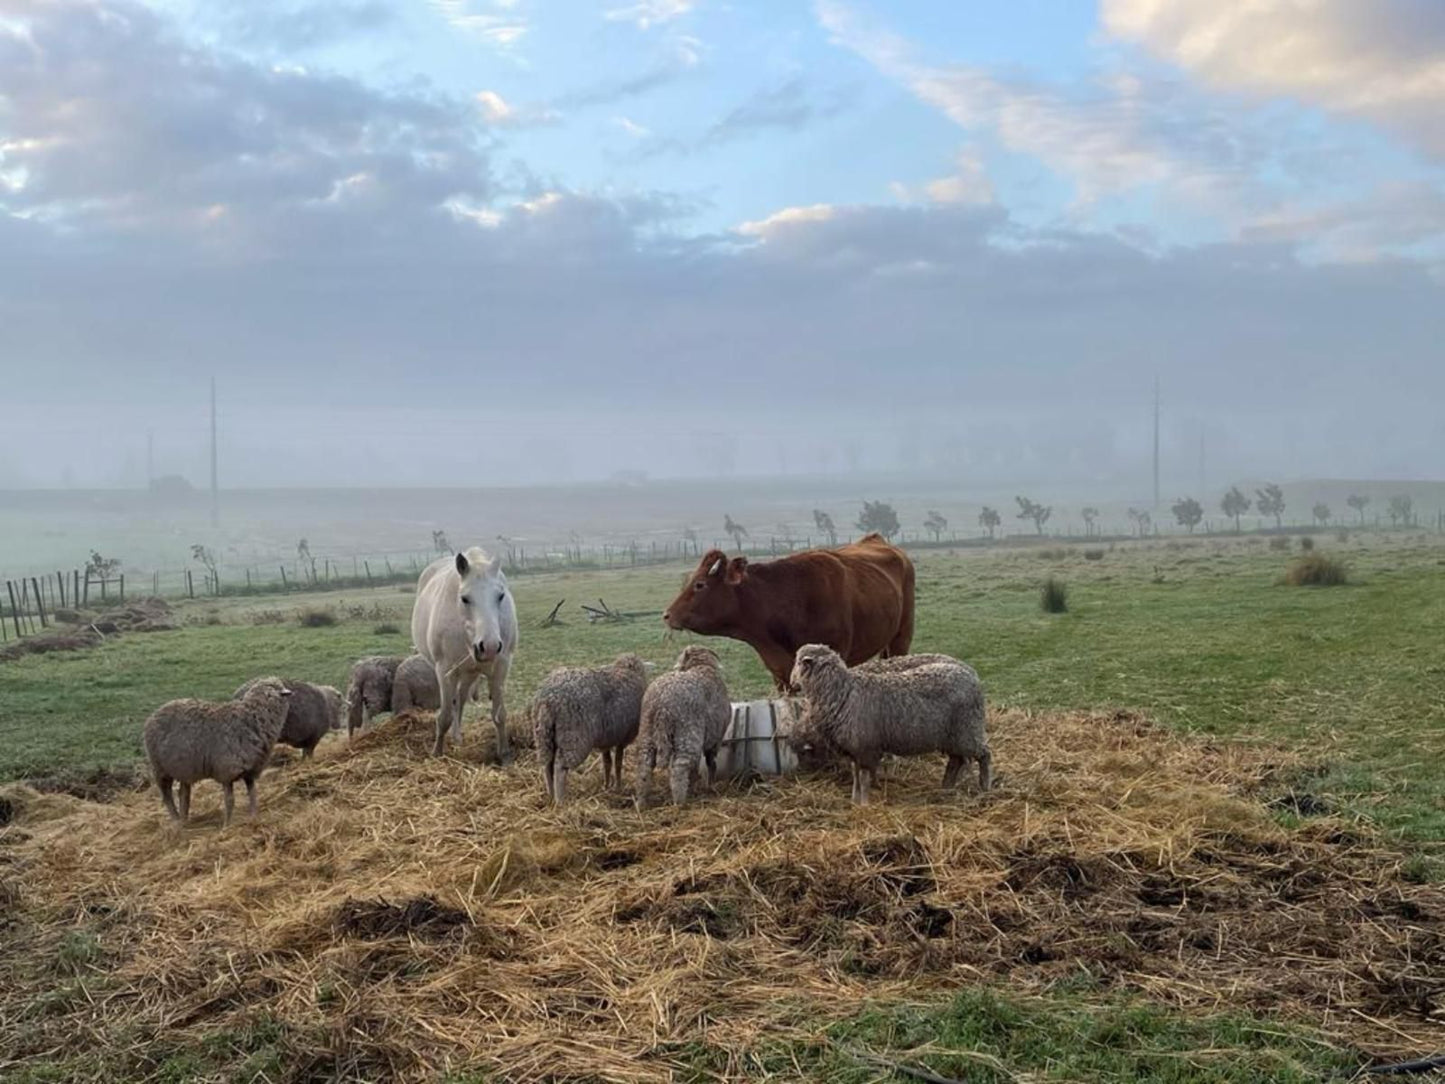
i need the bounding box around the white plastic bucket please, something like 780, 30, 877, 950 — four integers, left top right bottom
715, 699, 804, 777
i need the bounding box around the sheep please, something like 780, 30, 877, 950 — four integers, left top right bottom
790, 644, 990, 805
345, 655, 404, 736
533, 654, 649, 804
234, 678, 343, 759
144, 677, 292, 826
857, 653, 958, 674
633, 646, 731, 808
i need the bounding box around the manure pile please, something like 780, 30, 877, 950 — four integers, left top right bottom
1, 710, 1442, 1081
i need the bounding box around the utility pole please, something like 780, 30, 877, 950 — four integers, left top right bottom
209, 377, 219, 527
146, 429, 154, 488
1198, 430, 1205, 497
1152, 376, 1160, 510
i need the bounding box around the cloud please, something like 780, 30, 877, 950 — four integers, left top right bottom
429, 0, 526, 47
1102, 0, 1445, 159
554, 36, 701, 109
700, 79, 854, 147
612, 115, 651, 138
891, 147, 994, 207
211, 1, 396, 52
604, 0, 696, 31
475, 89, 558, 127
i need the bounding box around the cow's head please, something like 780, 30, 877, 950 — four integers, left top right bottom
455, 549, 509, 663
663, 549, 747, 633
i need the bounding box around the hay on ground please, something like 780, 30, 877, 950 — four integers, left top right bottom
0, 709, 1441, 1082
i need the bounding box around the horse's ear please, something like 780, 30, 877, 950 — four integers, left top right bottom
726, 556, 748, 585
487, 553, 502, 575
455, 552, 469, 576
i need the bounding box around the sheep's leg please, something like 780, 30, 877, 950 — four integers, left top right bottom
599, 749, 612, 790
856, 765, 873, 806
244, 774, 259, 817
611, 747, 625, 790
157, 776, 179, 821
849, 760, 861, 803
540, 756, 555, 801
221, 782, 235, 827
668, 756, 695, 805
302, 743, 315, 761
633, 744, 656, 810
703, 750, 718, 790
942, 755, 965, 789
487, 656, 512, 766
177, 782, 192, 823
552, 764, 568, 805
977, 748, 993, 791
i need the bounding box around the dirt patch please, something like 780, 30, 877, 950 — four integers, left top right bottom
0, 598, 175, 662
0, 709, 1442, 1082
333, 896, 471, 941
27, 765, 147, 803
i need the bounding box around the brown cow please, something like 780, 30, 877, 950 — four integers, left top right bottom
662, 533, 915, 690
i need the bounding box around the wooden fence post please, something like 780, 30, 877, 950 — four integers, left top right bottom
246, 568, 252, 590
7, 581, 22, 638
32, 577, 47, 628
280, 566, 289, 591
118, 574, 125, 603
186, 570, 194, 599
100, 575, 107, 603
364, 561, 373, 587
56, 571, 66, 609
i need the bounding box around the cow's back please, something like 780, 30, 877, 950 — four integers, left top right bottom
832, 535, 913, 662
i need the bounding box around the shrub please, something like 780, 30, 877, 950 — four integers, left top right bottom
1299, 536, 1315, 552
1083, 549, 1104, 561
1336, 530, 1349, 544
249, 609, 286, 626
1268, 536, 1292, 551
298, 608, 338, 628
373, 622, 401, 636
1040, 577, 1069, 613
1034, 547, 1075, 560
1283, 553, 1349, 587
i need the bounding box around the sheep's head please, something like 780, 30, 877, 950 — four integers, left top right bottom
613, 653, 649, 681
244, 677, 293, 713
789, 643, 843, 692
675, 645, 721, 673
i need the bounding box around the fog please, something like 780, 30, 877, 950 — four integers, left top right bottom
3, 0, 1444, 497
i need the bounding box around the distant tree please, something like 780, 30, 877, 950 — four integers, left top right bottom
1015, 496, 1052, 536
724, 515, 749, 551
190, 544, 218, 590
1127, 507, 1152, 537
1171, 497, 1203, 533
1081, 507, 1099, 537
775, 522, 798, 550
812, 509, 838, 547
1255, 483, 1286, 529
1221, 487, 1250, 533
681, 526, 699, 557
856, 500, 900, 540
296, 538, 311, 562
431, 530, 451, 554
1388, 494, 1414, 527
1312, 502, 1331, 526
923, 510, 948, 542
978, 506, 1001, 539
86, 550, 121, 579
1346, 494, 1369, 525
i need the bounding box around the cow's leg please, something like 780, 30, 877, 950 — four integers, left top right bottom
757, 641, 799, 693
487, 655, 512, 766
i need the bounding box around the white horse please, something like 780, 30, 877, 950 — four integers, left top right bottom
411, 547, 518, 759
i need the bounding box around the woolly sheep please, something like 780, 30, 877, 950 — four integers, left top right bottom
533, 653, 649, 804
345, 655, 404, 736
145, 677, 292, 826
392, 653, 445, 713
234, 678, 342, 759
790, 645, 990, 805
633, 646, 731, 808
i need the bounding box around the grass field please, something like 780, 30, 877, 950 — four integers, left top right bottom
2, 532, 1444, 1081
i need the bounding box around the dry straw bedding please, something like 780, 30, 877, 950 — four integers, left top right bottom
1, 709, 1442, 1082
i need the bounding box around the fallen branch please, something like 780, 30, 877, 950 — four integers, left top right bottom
539, 599, 566, 628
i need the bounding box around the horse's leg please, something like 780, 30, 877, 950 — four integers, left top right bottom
488, 655, 513, 766
432, 667, 457, 756
454, 672, 480, 747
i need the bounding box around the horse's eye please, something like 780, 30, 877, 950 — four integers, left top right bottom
497, 591, 505, 603
461, 594, 471, 605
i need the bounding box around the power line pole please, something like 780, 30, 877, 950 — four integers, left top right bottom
209, 377, 219, 527
1152, 376, 1160, 510
146, 429, 154, 488
1198, 430, 1205, 497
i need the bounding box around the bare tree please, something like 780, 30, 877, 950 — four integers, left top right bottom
1312, 502, 1331, 526
724, 515, 749, 552
1015, 496, 1052, 536
978, 506, 1001, 539
681, 526, 699, 558
1388, 494, 1414, 527
1171, 497, 1203, 533
1255, 483, 1286, 529
812, 509, 838, 547
1127, 507, 1152, 537
431, 530, 451, 554
190, 544, 218, 591
1221, 487, 1250, 533
923, 510, 948, 542
1346, 494, 1369, 525
856, 500, 900, 540
1081, 507, 1099, 537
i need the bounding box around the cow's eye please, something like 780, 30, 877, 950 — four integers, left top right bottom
693, 580, 706, 591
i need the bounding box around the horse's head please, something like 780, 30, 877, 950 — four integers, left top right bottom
454, 549, 510, 663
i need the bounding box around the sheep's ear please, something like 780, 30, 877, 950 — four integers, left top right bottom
726, 556, 747, 585
455, 552, 469, 576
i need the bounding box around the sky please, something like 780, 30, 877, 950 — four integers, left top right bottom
1, 0, 1444, 490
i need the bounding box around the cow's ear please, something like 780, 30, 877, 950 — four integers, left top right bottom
726, 556, 748, 585
700, 549, 728, 578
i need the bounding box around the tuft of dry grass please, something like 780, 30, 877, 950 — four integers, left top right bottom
1040, 577, 1069, 613
297, 608, 338, 628
1284, 553, 1350, 587
1, 711, 1441, 1082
